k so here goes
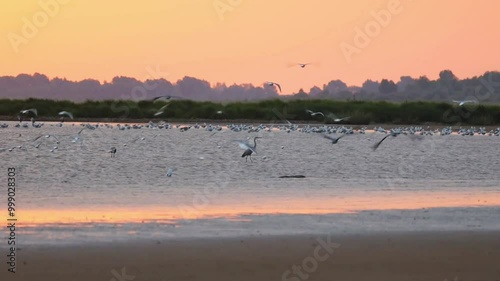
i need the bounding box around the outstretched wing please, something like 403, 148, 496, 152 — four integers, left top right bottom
32, 134, 59, 144
32, 135, 44, 142
59, 111, 74, 119
323, 134, 336, 141
326, 112, 339, 120
324, 134, 345, 142
275, 83, 282, 92
235, 140, 250, 150
234, 140, 257, 153
21, 108, 38, 116
372, 134, 391, 151
153, 95, 181, 102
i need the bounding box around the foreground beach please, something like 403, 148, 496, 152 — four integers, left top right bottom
3, 231, 499, 281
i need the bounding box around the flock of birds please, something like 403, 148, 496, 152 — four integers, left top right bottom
3, 107, 500, 173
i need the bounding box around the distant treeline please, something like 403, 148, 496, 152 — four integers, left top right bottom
0, 70, 499, 102
2, 98, 500, 125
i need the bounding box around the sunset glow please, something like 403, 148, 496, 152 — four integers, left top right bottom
1, 0, 499, 94
7, 192, 499, 226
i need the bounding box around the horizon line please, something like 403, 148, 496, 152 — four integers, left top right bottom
2, 69, 499, 90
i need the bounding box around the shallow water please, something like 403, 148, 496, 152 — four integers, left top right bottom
0, 121, 499, 244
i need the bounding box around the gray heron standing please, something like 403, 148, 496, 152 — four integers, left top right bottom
235, 137, 262, 162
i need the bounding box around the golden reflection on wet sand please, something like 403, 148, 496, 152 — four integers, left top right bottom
13, 191, 500, 226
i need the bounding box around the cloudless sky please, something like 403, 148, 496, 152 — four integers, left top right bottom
1, 0, 499, 94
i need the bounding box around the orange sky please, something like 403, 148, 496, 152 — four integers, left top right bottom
1, 0, 499, 94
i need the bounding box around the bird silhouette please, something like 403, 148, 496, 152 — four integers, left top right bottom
152, 95, 182, 101
323, 134, 345, 144
372, 132, 399, 151
265, 82, 282, 93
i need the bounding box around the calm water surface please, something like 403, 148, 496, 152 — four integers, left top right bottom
0, 122, 499, 244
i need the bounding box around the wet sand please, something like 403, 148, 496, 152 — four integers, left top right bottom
3, 231, 499, 281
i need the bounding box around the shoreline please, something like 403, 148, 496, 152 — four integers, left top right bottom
1, 118, 500, 130
5, 229, 498, 249
9, 206, 500, 247
2, 115, 500, 126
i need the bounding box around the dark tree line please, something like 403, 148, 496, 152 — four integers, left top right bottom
297, 70, 500, 103
0, 70, 499, 103
1, 98, 500, 125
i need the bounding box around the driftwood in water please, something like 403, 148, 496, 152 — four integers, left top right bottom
279, 175, 306, 178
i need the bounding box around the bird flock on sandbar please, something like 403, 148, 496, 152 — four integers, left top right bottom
2, 106, 500, 178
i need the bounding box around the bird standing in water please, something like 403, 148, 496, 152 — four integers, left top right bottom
235, 137, 262, 162
109, 147, 117, 157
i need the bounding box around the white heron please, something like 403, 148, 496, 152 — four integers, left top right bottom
18, 108, 37, 122
20, 108, 38, 116
326, 113, 350, 122
306, 109, 324, 117
334, 117, 350, 122
452, 100, 477, 106
58, 111, 74, 121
